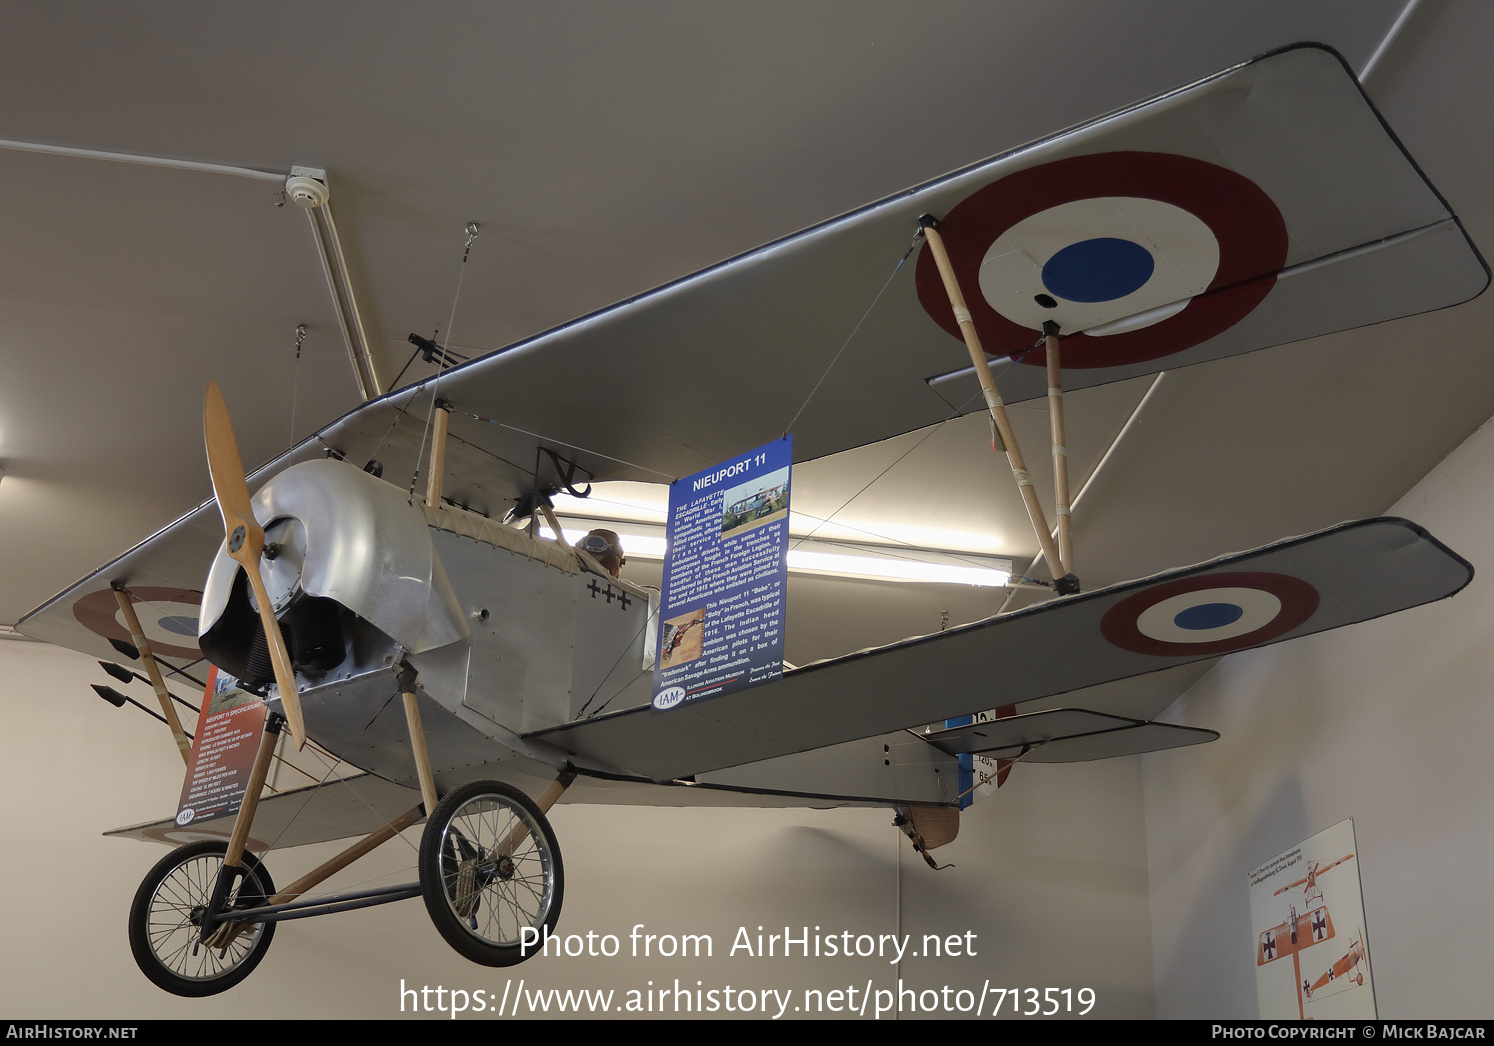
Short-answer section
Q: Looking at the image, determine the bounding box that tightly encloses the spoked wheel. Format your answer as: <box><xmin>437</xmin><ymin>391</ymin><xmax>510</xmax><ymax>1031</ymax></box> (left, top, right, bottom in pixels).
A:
<box><xmin>127</xmin><ymin>841</ymin><xmax>276</xmax><ymax>997</ymax></box>
<box><xmin>419</xmin><ymin>780</ymin><xmax>563</xmax><ymax>966</ymax></box>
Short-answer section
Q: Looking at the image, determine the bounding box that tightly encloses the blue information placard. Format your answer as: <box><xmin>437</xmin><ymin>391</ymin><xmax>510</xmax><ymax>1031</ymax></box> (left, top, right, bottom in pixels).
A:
<box><xmin>652</xmin><ymin>437</ymin><xmax>791</xmax><ymax>712</ymax></box>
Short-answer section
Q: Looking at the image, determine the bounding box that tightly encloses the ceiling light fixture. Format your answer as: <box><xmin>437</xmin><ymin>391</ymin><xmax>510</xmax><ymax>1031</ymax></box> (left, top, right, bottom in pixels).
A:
<box><xmin>540</xmin><ymin>519</ymin><xmax>1012</xmax><ymax>587</ymax></box>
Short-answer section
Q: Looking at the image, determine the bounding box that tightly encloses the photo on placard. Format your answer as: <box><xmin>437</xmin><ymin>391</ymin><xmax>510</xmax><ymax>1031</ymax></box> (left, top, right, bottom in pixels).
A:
<box><xmin>720</xmin><ymin>467</ymin><xmax>789</xmax><ymax>539</ymax></box>
<box><xmin>659</xmin><ymin>608</ymin><xmax>706</xmax><ymax>669</ymax></box>
<box><xmin>206</xmin><ymin>668</ymin><xmax>261</xmax><ymax>715</ymax></box>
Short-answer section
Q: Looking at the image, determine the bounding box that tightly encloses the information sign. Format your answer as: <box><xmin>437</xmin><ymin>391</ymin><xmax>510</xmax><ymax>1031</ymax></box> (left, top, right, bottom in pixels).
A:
<box><xmin>652</xmin><ymin>437</ymin><xmax>791</xmax><ymax>711</ymax></box>
<box><xmin>174</xmin><ymin>667</ymin><xmax>267</xmax><ymax>827</ymax></box>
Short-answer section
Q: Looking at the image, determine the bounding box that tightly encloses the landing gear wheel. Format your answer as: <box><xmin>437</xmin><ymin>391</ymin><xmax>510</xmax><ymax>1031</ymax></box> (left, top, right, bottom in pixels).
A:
<box><xmin>419</xmin><ymin>780</ymin><xmax>563</xmax><ymax>966</ymax></box>
<box><xmin>127</xmin><ymin>841</ymin><xmax>276</xmax><ymax>997</ymax></box>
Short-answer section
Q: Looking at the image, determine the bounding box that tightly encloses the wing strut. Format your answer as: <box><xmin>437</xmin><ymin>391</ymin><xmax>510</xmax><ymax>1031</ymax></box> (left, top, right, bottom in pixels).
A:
<box><xmin>423</xmin><ymin>403</ymin><xmax>451</xmax><ymax>509</ymax></box>
<box><xmin>109</xmin><ymin>586</ymin><xmax>193</xmax><ymax>765</ymax></box>
<box><xmin>1045</xmin><ymin>322</ymin><xmax>1076</xmax><ymax>578</ymax></box>
<box><xmin>919</xmin><ymin>216</ymin><xmax>1079</xmax><ymax>594</ymax></box>
<box><xmin>399</xmin><ymin>664</ymin><xmax>441</xmax><ymax>816</ymax></box>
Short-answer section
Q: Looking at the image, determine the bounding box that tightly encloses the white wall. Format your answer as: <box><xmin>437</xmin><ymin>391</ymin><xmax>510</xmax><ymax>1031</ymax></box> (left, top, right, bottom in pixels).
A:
<box><xmin>1146</xmin><ymin>414</ymin><xmax>1494</xmax><ymax>1018</ymax></box>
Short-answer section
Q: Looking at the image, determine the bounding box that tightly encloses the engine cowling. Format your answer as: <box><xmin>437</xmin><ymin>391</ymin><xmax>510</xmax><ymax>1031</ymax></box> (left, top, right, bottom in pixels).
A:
<box><xmin>197</xmin><ymin>458</ymin><xmax>468</xmax><ymax>687</ymax></box>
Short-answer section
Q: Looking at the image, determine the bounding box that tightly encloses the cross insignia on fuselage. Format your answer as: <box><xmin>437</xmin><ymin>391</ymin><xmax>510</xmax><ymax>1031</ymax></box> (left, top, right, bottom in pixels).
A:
<box><xmin>585</xmin><ymin>577</ymin><xmax>633</xmax><ymax>611</ymax></box>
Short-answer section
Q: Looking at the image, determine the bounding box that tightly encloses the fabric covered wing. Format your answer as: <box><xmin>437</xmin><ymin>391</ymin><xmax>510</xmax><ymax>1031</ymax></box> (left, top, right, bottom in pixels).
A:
<box><xmin>300</xmin><ymin>41</ymin><xmax>1486</xmax><ymax>512</ymax></box>
<box><xmin>530</xmin><ymin>518</ymin><xmax>1470</xmax><ymax>781</ymax></box>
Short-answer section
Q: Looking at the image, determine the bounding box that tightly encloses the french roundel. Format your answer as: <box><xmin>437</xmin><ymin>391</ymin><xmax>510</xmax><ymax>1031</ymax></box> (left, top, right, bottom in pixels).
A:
<box><xmin>915</xmin><ymin>152</ymin><xmax>1289</xmax><ymax>369</ymax></box>
<box><xmin>73</xmin><ymin>586</ymin><xmax>203</xmax><ymax>661</ymax></box>
<box><xmin>1100</xmin><ymin>572</ymin><xmax>1319</xmax><ymax>657</ymax></box>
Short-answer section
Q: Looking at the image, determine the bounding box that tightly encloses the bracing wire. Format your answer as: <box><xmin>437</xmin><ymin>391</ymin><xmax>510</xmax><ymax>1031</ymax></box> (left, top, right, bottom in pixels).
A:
<box><xmin>781</xmin><ymin>228</ymin><xmax>924</xmax><ymax>437</ymax></box>
<box><xmin>410</xmin><ymin>222</ymin><xmax>480</xmax><ymax>501</ymax></box>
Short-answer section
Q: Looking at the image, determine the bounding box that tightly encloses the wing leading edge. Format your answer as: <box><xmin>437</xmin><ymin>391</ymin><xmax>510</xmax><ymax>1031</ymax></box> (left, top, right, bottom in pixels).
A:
<box><xmin>531</xmin><ymin>518</ymin><xmax>1470</xmax><ymax>781</ymax></box>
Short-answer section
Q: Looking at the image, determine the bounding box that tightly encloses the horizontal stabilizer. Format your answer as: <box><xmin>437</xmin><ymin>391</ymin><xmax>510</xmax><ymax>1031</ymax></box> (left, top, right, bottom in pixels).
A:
<box><xmin>924</xmin><ymin>708</ymin><xmax>1217</xmax><ymax>763</ymax></box>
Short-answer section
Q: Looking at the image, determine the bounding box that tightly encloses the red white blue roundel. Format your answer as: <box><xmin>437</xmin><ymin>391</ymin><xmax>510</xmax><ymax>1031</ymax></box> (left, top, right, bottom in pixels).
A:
<box><xmin>1101</xmin><ymin>572</ymin><xmax>1319</xmax><ymax>657</ymax></box>
<box><xmin>915</xmin><ymin>152</ymin><xmax>1289</xmax><ymax>369</ymax></box>
<box><xmin>72</xmin><ymin>586</ymin><xmax>203</xmax><ymax>661</ymax></box>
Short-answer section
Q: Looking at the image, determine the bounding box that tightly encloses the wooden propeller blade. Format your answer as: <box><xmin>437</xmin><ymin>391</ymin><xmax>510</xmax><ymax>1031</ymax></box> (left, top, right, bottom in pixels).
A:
<box><xmin>203</xmin><ymin>381</ymin><xmax>308</xmax><ymax>749</ymax></box>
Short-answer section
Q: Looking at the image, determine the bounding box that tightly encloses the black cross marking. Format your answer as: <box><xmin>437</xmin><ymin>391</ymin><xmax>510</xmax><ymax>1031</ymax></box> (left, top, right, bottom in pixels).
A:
<box><xmin>585</xmin><ymin>577</ymin><xmax>633</xmax><ymax>610</ymax></box>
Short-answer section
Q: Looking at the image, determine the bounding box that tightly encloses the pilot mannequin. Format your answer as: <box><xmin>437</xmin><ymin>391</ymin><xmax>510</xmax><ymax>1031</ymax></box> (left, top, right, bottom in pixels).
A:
<box><xmin>577</xmin><ymin>529</ymin><xmax>624</xmax><ymax>578</ymax></box>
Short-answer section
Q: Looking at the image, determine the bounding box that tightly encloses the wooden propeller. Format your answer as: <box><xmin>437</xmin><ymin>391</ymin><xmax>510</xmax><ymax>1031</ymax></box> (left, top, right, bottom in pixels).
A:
<box><xmin>203</xmin><ymin>381</ymin><xmax>307</xmax><ymax>749</ymax></box>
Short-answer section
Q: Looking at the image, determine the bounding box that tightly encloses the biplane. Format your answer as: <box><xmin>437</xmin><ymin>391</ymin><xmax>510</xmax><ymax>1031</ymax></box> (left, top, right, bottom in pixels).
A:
<box><xmin>15</xmin><ymin>43</ymin><xmax>1485</xmax><ymax>996</ymax></box>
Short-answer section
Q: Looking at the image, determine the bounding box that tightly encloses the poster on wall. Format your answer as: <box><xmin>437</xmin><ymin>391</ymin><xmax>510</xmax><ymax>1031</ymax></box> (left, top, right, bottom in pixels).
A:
<box><xmin>1248</xmin><ymin>818</ymin><xmax>1375</xmax><ymax>1020</ymax></box>
<box><xmin>174</xmin><ymin>666</ymin><xmax>266</xmax><ymax>827</ymax></box>
<box><xmin>652</xmin><ymin>437</ymin><xmax>790</xmax><ymax>712</ymax></box>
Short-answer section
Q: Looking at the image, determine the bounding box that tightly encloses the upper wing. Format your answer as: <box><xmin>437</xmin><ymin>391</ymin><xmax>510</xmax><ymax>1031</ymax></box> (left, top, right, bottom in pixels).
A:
<box><xmin>301</xmin><ymin>43</ymin><xmax>1486</xmax><ymax>515</ymax></box>
<box><xmin>531</xmin><ymin>518</ymin><xmax>1470</xmax><ymax>781</ymax></box>
<box><xmin>17</xmin><ymin>44</ymin><xmax>1486</xmax><ymax>656</ymax></box>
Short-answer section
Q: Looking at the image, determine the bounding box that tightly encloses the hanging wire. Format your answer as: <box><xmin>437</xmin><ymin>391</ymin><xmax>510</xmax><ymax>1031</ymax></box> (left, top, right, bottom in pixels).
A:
<box><xmin>288</xmin><ymin>323</ymin><xmax>308</xmax><ymax>444</ymax></box>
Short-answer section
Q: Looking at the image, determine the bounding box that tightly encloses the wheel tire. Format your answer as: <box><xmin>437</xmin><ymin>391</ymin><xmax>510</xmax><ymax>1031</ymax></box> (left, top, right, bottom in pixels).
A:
<box><xmin>127</xmin><ymin>841</ymin><xmax>276</xmax><ymax>997</ymax></box>
<box><xmin>419</xmin><ymin>780</ymin><xmax>563</xmax><ymax>966</ymax></box>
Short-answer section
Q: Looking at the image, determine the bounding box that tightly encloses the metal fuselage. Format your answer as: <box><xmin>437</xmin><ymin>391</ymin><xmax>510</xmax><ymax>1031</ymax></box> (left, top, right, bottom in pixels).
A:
<box><xmin>197</xmin><ymin>458</ymin><xmax>956</xmax><ymax>808</ymax></box>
